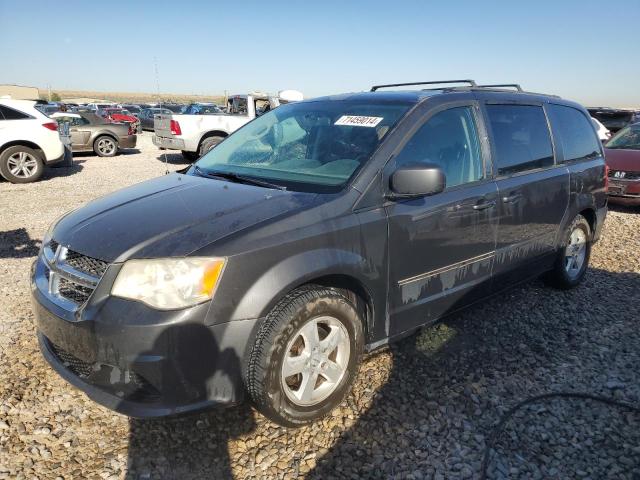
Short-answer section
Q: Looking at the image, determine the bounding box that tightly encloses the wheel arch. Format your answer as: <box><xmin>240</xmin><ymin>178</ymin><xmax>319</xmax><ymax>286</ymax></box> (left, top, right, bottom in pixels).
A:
<box><xmin>227</xmin><ymin>249</ymin><xmax>378</xmax><ymax>342</ymax></box>
<box><xmin>0</xmin><ymin>140</ymin><xmax>45</xmax><ymax>159</ymax></box>
<box><xmin>197</xmin><ymin>130</ymin><xmax>228</xmax><ymax>150</ymax></box>
<box><xmin>92</xmin><ymin>132</ymin><xmax>119</xmax><ymax>144</ymax></box>
<box><xmin>578</xmin><ymin>207</ymin><xmax>596</xmax><ymax>236</ymax></box>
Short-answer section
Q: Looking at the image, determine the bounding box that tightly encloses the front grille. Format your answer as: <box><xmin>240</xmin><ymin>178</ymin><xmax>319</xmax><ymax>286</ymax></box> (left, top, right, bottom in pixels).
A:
<box><xmin>49</xmin><ymin>341</ymin><xmax>94</xmax><ymax>377</ymax></box>
<box><xmin>43</xmin><ymin>240</ymin><xmax>110</xmax><ymax>308</ymax></box>
<box><xmin>58</xmin><ymin>277</ymin><xmax>93</xmax><ymax>304</ymax></box>
<box><xmin>65</xmin><ymin>250</ymin><xmax>109</xmax><ymax>277</ymax></box>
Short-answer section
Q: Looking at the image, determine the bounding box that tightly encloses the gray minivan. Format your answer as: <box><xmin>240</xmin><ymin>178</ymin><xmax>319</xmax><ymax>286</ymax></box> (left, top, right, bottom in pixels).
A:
<box><xmin>31</xmin><ymin>80</ymin><xmax>607</xmax><ymax>427</ymax></box>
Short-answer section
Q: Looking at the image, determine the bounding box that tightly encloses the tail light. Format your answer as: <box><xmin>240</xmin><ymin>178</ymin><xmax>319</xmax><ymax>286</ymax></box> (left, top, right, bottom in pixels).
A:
<box><xmin>128</xmin><ymin>123</ymin><xmax>134</xmax><ymax>135</ymax></box>
<box><xmin>42</xmin><ymin>122</ymin><xmax>59</xmax><ymax>131</ymax></box>
<box><xmin>604</xmin><ymin>164</ymin><xmax>610</xmax><ymax>191</ymax></box>
<box><xmin>170</xmin><ymin>120</ymin><xmax>181</xmax><ymax>136</ymax></box>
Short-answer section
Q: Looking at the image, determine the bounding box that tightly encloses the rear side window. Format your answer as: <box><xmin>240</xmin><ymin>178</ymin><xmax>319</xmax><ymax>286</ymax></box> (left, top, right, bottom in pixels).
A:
<box><xmin>0</xmin><ymin>105</ymin><xmax>31</xmax><ymax>120</ymax></box>
<box><xmin>547</xmin><ymin>104</ymin><xmax>601</xmax><ymax>162</ymax></box>
<box><xmin>486</xmin><ymin>104</ymin><xmax>554</xmax><ymax>175</ymax></box>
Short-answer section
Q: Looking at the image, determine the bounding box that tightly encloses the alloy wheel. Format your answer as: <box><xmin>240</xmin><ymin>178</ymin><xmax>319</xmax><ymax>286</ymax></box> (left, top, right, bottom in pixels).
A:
<box><xmin>281</xmin><ymin>315</ymin><xmax>350</xmax><ymax>406</ymax></box>
<box><xmin>7</xmin><ymin>151</ymin><xmax>38</xmax><ymax>178</ymax></box>
<box><xmin>97</xmin><ymin>138</ymin><xmax>116</xmax><ymax>155</ymax></box>
<box><xmin>564</xmin><ymin>227</ymin><xmax>587</xmax><ymax>279</ymax></box>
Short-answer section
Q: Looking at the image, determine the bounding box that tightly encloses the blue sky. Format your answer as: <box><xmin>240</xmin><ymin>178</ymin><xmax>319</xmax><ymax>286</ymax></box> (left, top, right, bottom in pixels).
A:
<box><xmin>1</xmin><ymin>0</ymin><xmax>638</xmax><ymax>107</ymax></box>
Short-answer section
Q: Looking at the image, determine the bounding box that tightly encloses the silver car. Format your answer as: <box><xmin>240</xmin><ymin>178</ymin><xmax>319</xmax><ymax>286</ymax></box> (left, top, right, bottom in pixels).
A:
<box><xmin>53</xmin><ymin>112</ymin><xmax>137</xmax><ymax>157</ymax></box>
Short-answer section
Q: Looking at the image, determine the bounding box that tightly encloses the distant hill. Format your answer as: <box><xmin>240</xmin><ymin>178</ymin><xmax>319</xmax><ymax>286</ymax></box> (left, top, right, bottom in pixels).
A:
<box><xmin>50</xmin><ymin>88</ymin><xmax>224</xmax><ymax>104</ymax></box>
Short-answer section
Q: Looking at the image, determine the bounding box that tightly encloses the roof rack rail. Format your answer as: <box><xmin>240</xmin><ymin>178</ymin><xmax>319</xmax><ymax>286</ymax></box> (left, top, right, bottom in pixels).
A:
<box><xmin>477</xmin><ymin>84</ymin><xmax>523</xmax><ymax>92</ymax></box>
<box><xmin>370</xmin><ymin>80</ymin><xmax>477</xmax><ymax>92</ymax></box>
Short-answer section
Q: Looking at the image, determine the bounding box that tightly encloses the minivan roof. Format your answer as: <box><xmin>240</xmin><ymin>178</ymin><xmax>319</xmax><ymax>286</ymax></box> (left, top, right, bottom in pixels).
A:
<box><xmin>310</xmin><ymin>83</ymin><xmax>580</xmax><ymax>110</ymax></box>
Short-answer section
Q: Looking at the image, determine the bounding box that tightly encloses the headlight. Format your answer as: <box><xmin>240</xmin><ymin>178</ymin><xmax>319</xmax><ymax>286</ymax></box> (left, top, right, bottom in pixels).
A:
<box><xmin>111</xmin><ymin>257</ymin><xmax>226</xmax><ymax>310</ymax></box>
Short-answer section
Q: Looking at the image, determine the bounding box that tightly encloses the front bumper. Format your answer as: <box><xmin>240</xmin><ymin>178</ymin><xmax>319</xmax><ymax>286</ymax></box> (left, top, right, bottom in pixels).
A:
<box><xmin>608</xmin><ymin>179</ymin><xmax>640</xmax><ymax>206</ymax></box>
<box><xmin>153</xmin><ymin>134</ymin><xmax>185</xmax><ymax>151</ymax></box>
<box><xmin>31</xmin><ymin>255</ymin><xmax>257</xmax><ymax>418</ymax></box>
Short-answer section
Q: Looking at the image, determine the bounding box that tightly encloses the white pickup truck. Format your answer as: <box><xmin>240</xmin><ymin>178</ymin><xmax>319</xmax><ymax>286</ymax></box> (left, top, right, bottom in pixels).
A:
<box><xmin>153</xmin><ymin>90</ymin><xmax>303</xmax><ymax>161</ymax></box>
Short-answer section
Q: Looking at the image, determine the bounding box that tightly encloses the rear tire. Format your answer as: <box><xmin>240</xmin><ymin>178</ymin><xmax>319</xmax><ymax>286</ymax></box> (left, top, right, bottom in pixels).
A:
<box><xmin>544</xmin><ymin>214</ymin><xmax>591</xmax><ymax>289</ymax></box>
<box><xmin>93</xmin><ymin>136</ymin><xmax>118</xmax><ymax>157</ymax></box>
<box><xmin>181</xmin><ymin>150</ymin><xmax>199</xmax><ymax>162</ymax></box>
<box><xmin>199</xmin><ymin>136</ymin><xmax>224</xmax><ymax>157</ymax></box>
<box><xmin>245</xmin><ymin>286</ymin><xmax>364</xmax><ymax>427</ymax></box>
<box><xmin>0</xmin><ymin>146</ymin><xmax>44</xmax><ymax>183</ymax></box>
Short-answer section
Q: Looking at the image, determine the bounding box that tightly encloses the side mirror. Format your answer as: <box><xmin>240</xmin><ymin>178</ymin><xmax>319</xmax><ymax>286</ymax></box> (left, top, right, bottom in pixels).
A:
<box><xmin>388</xmin><ymin>163</ymin><xmax>446</xmax><ymax>198</ymax></box>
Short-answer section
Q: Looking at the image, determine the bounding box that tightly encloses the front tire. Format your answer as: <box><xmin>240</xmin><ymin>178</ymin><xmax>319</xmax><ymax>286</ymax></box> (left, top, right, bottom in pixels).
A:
<box><xmin>544</xmin><ymin>214</ymin><xmax>591</xmax><ymax>289</ymax></box>
<box><xmin>0</xmin><ymin>146</ymin><xmax>44</xmax><ymax>183</ymax></box>
<box><xmin>93</xmin><ymin>136</ymin><xmax>118</xmax><ymax>157</ymax></box>
<box><xmin>245</xmin><ymin>286</ymin><xmax>364</xmax><ymax>427</ymax></box>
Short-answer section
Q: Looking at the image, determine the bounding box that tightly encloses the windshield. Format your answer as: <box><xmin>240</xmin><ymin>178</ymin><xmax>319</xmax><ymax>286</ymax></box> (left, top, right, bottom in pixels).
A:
<box><xmin>607</xmin><ymin>125</ymin><xmax>640</xmax><ymax>150</ymax></box>
<box><xmin>192</xmin><ymin>100</ymin><xmax>411</xmax><ymax>192</ymax></box>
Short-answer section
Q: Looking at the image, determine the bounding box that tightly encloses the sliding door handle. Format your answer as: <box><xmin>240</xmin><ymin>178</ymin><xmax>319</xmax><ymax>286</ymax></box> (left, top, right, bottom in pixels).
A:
<box><xmin>502</xmin><ymin>193</ymin><xmax>522</xmax><ymax>204</ymax></box>
<box><xmin>473</xmin><ymin>200</ymin><xmax>496</xmax><ymax>211</ymax></box>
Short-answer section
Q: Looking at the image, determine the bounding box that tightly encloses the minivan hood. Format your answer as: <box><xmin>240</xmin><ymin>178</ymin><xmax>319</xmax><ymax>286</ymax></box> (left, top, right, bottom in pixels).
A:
<box><xmin>52</xmin><ymin>173</ymin><xmax>318</xmax><ymax>262</ymax></box>
<box><xmin>604</xmin><ymin>148</ymin><xmax>640</xmax><ymax>172</ymax></box>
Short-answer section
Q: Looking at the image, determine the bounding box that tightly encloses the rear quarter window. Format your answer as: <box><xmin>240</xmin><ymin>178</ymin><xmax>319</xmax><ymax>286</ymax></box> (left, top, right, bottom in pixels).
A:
<box><xmin>0</xmin><ymin>105</ymin><xmax>31</xmax><ymax>120</ymax></box>
<box><xmin>486</xmin><ymin>104</ymin><xmax>554</xmax><ymax>176</ymax></box>
<box><xmin>547</xmin><ymin>104</ymin><xmax>601</xmax><ymax>162</ymax></box>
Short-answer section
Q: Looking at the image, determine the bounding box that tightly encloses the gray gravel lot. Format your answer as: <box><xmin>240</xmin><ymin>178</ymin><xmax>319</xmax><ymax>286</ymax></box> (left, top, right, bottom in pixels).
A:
<box><xmin>1</xmin><ymin>132</ymin><xmax>639</xmax><ymax>479</ymax></box>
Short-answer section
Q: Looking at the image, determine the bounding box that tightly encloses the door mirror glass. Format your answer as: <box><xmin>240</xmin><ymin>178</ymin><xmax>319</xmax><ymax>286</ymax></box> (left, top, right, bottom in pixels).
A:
<box><xmin>389</xmin><ymin>164</ymin><xmax>446</xmax><ymax>198</ymax></box>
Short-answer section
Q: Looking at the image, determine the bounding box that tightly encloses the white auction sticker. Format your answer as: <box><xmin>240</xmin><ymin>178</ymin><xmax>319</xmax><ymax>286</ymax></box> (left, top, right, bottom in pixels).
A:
<box><xmin>334</xmin><ymin>115</ymin><xmax>383</xmax><ymax>127</ymax></box>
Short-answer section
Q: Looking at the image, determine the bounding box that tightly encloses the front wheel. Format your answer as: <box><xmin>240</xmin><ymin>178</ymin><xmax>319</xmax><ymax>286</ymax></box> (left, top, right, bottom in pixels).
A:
<box><xmin>544</xmin><ymin>214</ymin><xmax>591</xmax><ymax>289</ymax></box>
<box><xmin>245</xmin><ymin>286</ymin><xmax>364</xmax><ymax>427</ymax></box>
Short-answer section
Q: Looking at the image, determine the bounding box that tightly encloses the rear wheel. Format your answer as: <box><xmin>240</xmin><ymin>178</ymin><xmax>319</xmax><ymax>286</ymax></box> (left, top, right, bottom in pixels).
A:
<box><xmin>544</xmin><ymin>214</ymin><xmax>591</xmax><ymax>289</ymax></box>
<box><xmin>93</xmin><ymin>136</ymin><xmax>118</xmax><ymax>157</ymax></box>
<box><xmin>245</xmin><ymin>286</ymin><xmax>364</xmax><ymax>427</ymax></box>
<box><xmin>199</xmin><ymin>136</ymin><xmax>224</xmax><ymax>157</ymax></box>
<box><xmin>0</xmin><ymin>146</ymin><xmax>44</xmax><ymax>183</ymax></box>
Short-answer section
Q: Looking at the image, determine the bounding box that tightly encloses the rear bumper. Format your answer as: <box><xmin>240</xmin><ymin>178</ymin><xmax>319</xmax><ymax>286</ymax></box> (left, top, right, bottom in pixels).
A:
<box><xmin>153</xmin><ymin>134</ymin><xmax>186</xmax><ymax>151</ymax></box>
<box><xmin>44</xmin><ymin>147</ymin><xmax>69</xmax><ymax>166</ymax></box>
<box><xmin>118</xmin><ymin>135</ymin><xmax>137</xmax><ymax>149</ymax></box>
<box><xmin>43</xmin><ymin>141</ymin><xmax>66</xmax><ymax>163</ymax></box>
<box><xmin>608</xmin><ymin>194</ymin><xmax>640</xmax><ymax>206</ymax></box>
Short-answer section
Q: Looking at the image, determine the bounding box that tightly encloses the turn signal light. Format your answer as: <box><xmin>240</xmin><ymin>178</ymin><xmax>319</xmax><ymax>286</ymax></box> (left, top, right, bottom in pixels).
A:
<box><xmin>170</xmin><ymin>120</ymin><xmax>181</xmax><ymax>136</ymax></box>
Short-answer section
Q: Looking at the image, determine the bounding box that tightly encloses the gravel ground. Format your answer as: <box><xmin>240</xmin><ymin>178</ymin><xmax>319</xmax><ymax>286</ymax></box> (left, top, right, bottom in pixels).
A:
<box><xmin>0</xmin><ymin>133</ymin><xmax>639</xmax><ymax>479</ymax></box>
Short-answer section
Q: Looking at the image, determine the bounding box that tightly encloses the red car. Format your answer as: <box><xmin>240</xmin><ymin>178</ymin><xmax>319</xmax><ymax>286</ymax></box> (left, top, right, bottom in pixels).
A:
<box><xmin>99</xmin><ymin>108</ymin><xmax>141</xmax><ymax>133</ymax></box>
<box><xmin>605</xmin><ymin>123</ymin><xmax>640</xmax><ymax>206</ymax></box>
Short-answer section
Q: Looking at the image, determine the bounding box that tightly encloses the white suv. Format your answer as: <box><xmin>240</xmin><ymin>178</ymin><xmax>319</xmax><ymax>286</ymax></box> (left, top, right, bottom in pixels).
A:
<box><xmin>0</xmin><ymin>99</ymin><xmax>65</xmax><ymax>183</ymax></box>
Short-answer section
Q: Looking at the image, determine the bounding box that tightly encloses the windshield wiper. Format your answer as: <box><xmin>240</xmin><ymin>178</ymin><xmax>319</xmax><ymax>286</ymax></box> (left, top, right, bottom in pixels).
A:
<box><xmin>193</xmin><ymin>165</ymin><xmax>287</xmax><ymax>191</ymax></box>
